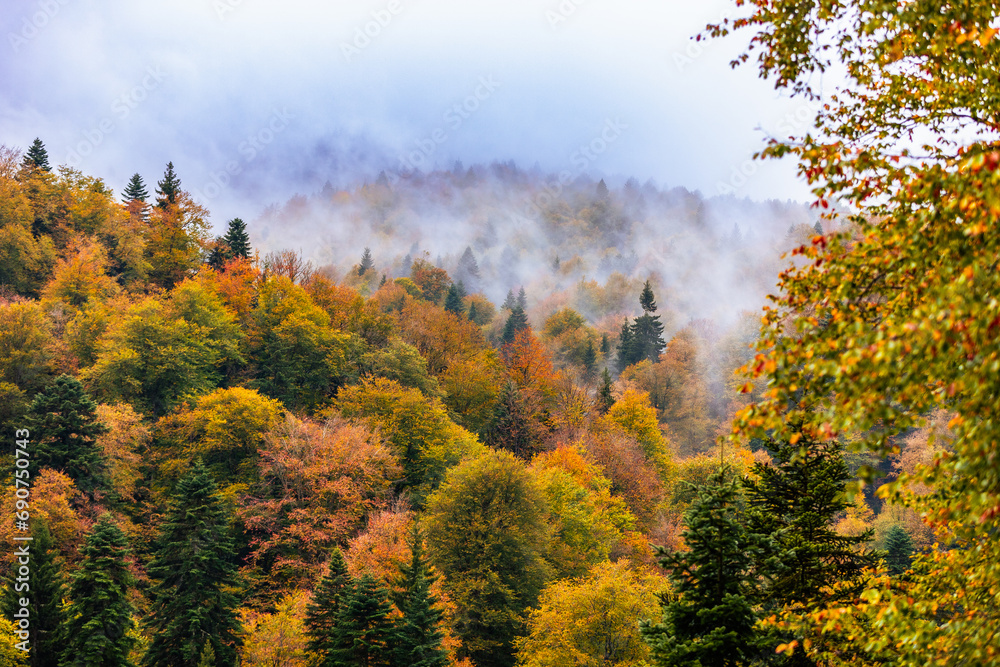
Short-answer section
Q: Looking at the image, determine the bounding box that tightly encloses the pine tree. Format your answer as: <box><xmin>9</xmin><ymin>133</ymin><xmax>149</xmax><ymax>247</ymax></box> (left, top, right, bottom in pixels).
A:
<box><xmin>380</xmin><ymin>274</ymin><xmax>387</xmax><ymax>287</ymax></box>
<box><xmin>329</xmin><ymin>574</ymin><xmax>396</xmax><ymax>667</ymax></box>
<box><xmin>641</xmin><ymin>467</ymin><xmax>765</xmax><ymax>667</ymax></box>
<box><xmin>122</xmin><ymin>173</ymin><xmax>149</xmax><ymax>203</ymax></box>
<box><xmin>501</xmin><ymin>306</ymin><xmax>530</xmax><ymax>346</ymax></box>
<box><xmin>486</xmin><ymin>380</ymin><xmax>535</xmax><ymax>459</ymax></box>
<box><xmin>142</xmin><ymin>460</ymin><xmax>242</xmax><ymax>667</ymax></box>
<box><xmin>60</xmin><ymin>515</ymin><xmax>136</xmax><ymax>667</ymax></box>
<box><xmin>25</xmin><ymin>375</ymin><xmax>108</xmax><ymax>497</ymax></box>
<box><xmin>22</xmin><ymin>138</ymin><xmax>50</xmax><ymax>171</ymax></box>
<box><xmin>884</xmin><ymin>525</ymin><xmax>915</xmax><ymax>576</ymax></box>
<box><xmin>156</xmin><ymin>161</ymin><xmax>181</xmax><ymax>209</ymax></box>
<box><xmin>1</xmin><ymin>521</ymin><xmax>65</xmax><ymax>667</ymax></box>
<box><xmin>359</xmin><ymin>247</ymin><xmax>374</xmax><ymax>276</ymax></box>
<box><xmin>305</xmin><ymin>548</ymin><xmax>353</xmax><ymax>660</ymax></box>
<box><xmin>206</xmin><ymin>237</ymin><xmax>229</xmax><ymax>271</ymax></box>
<box><xmin>813</xmin><ymin>221</ymin><xmax>824</xmax><ymax>235</ymax></box>
<box><xmin>597</xmin><ymin>368</ymin><xmax>614</xmax><ymax>414</ymax></box>
<box><xmin>443</xmin><ymin>284</ymin><xmax>465</xmax><ymax>315</ymax></box>
<box><xmin>393</xmin><ymin>528</ymin><xmax>448</xmax><ymax>667</ymax></box>
<box><xmin>223</xmin><ymin>217</ymin><xmax>251</xmax><ymax>259</ymax></box>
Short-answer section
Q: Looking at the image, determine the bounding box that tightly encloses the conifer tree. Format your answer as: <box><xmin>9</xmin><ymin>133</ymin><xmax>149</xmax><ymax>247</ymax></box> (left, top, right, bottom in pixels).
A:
<box><xmin>206</xmin><ymin>237</ymin><xmax>230</xmax><ymax>271</ymax></box>
<box><xmin>197</xmin><ymin>643</ymin><xmax>216</xmax><ymax>667</ymax></box>
<box><xmin>455</xmin><ymin>247</ymin><xmax>481</xmax><ymax>292</ymax></box>
<box><xmin>641</xmin><ymin>467</ymin><xmax>765</xmax><ymax>667</ymax></box>
<box><xmin>516</xmin><ymin>287</ymin><xmax>527</xmax><ymax>310</ymax></box>
<box><xmin>630</xmin><ymin>281</ymin><xmax>666</xmax><ymax>364</ymax></box>
<box><xmin>25</xmin><ymin>375</ymin><xmax>108</xmax><ymax>497</ymax></box>
<box><xmin>595</xmin><ymin>178</ymin><xmax>610</xmax><ymax>200</ymax></box>
<box><xmin>1</xmin><ymin>521</ymin><xmax>65</xmax><ymax>667</ymax></box>
<box><xmin>501</xmin><ymin>306</ymin><xmax>529</xmax><ymax>346</ymax></box>
<box><xmin>359</xmin><ymin>247</ymin><xmax>374</xmax><ymax>276</ymax></box>
<box><xmin>467</xmin><ymin>302</ymin><xmax>479</xmax><ymax>323</ymax></box>
<box><xmin>305</xmin><ymin>547</ymin><xmax>353</xmax><ymax>660</ymax></box>
<box><xmin>600</xmin><ymin>333</ymin><xmax>610</xmax><ymax>356</ymax></box>
<box><xmin>582</xmin><ymin>339</ymin><xmax>597</xmax><ymax>377</ymax></box>
<box><xmin>884</xmin><ymin>525</ymin><xmax>915</xmax><ymax>577</ymax></box>
<box><xmin>393</xmin><ymin>528</ymin><xmax>448</xmax><ymax>667</ymax></box>
<box><xmin>502</xmin><ymin>290</ymin><xmax>517</xmax><ymax>311</ymax></box>
<box><xmin>443</xmin><ymin>284</ymin><xmax>464</xmax><ymax>315</ymax></box>
<box><xmin>142</xmin><ymin>460</ymin><xmax>242</xmax><ymax>667</ymax></box>
<box><xmin>155</xmin><ymin>161</ymin><xmax>181</xmax><ymax>209</ymax></box>
<box><xmin>122</xmin><ymin>173</ymin><xmax>149</xmax><ymax>203</ymax></box>
<box><xmin>597</xmin><ymin>368</ymin><xmax>614</xmax><ymax>414</ymax></box>
<box><xmin>60</xmin><ymin>515</ymin><xmax>136</xmax><ymax>667</ymax></box>
<box><xmin>616</xmin><ymin>319</ymin><xmax>637</xmax><ymax>371</ymax></box>
<box><xmin>223</xmin><ymin>217</ymin><xmax>251</xmax><ymax>259</ymax></box>
<box><xmin>486</xmin><ymin>380</ymin><xmax>535</xmax><ymax>460</ymax></box>
<box><xmin>329</xmin><ymin>574</ymin><xmax>396</xmax><ymax>667</ymax></box>
<box><xmin>639</xmin><ymin>280</ymin><xmax>657</xmax><ymax>312</ymax></box>
<box><xmin>22</xmin><ymin>138</ymin><xmax>50</xmax><ymax>171</ymax></box>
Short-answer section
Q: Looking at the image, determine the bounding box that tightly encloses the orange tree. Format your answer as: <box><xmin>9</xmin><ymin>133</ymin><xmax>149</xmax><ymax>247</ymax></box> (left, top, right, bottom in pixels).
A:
<box><xmin>711</xmin><ymin>1</ymin><xmax>1000</xmax><ymax>664</ymax></box>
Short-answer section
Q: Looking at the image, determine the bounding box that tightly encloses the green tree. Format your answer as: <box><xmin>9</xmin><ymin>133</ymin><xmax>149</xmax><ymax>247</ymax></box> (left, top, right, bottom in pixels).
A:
<box><xmin>142</xmin><ymin>460</ymin><xmax>241</xmax><ymax>667</ymax></box>
<box><xmin>615</xmin><ymin>319</ymin><xmax>636</xmax><ymax>371</ymax></box>
<box><xmin>424</xmin><ymin>449</ymin><xmax>551</xmax><ymax>667</ymax></box>
<box><xmin>60</xmin><ymin>515</ymin><xmax>136</xmax><ymax>667</ymax></box>
<box><xmin>155</xmin><ymin>161</ymin><xmax>181</xmax><ymax>209</ymax></box>
<box><xmin>329</xmin><ymin>574</ymin><xmax>396</xmax><ymax>667</ymax></box>
<box><xmin>884</xmin><ymin>525</ymin><xmax>914</xmax><ymax>577</ymax></box>
<box><xmin>25</xmin><ymin>374</ymin><xmax>109</xmax><ymax>496</ymax></box>
<box><xmin>631</xmin><ymin>281</ymin><xmax>665</xmax><ymax>364</ymax></box>
<box><xmin>443</xmin><ymin>283</ymin><xmax>464</xmax><ymax>315</ymax></box>
<box><xmin>359</xmin><ymin>247</ymin><xmax>374</xmax><ymax>276</ymax></box>
<box><xmin>501</xmin><ymin>306</ymin><xmax>530</xmax><ymax>346</ymax></box>
<box><xmin>486</xmin><ymin>380</ymin><xmax>536</xmax><ymax>460</ymax></box>
<box><xmin>1</xmin><ymin>521</ymin><xmax>65</xmax><ymax>667</ymax></box>
<box><xmin>597</xmin><ymin>368</ymin><xmax>614</xmax><ymax>414</ymax></box>
<box><xmin>21</xmin><ymin>138</ymin><xmax>50</xmax><ymax>171</ymax></box>
<box><xmin>393</xmin><ymin>528</ymin><xmax>448</xmax><ymax>667</ymax></box>
<box><xmin>122</xmin><ymin>173</ymin><xmax>148</xmax><ymax>203</ymax></box>
<box><xmin>305</xmin><ymin>547</ymin><xmax>353</xmax><ymax>660</ymax></box>
<box><xmin>223</xmin><ymin>217</ymin><xmax>251</xmax><ymax>259</ymax></box>
<box><xmin>581</xmin><ymin>339</ymin><xmax>597</xmax><ymax>377</ymax></box>
<box><xmin>640</xmin><ymin>467</ymin><xmax>764</xmax><ymax>667</ymax></box>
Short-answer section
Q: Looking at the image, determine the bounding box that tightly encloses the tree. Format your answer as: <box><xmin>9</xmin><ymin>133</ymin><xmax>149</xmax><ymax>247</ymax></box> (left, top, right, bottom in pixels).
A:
<box><xmin>595</xmin><ymin>178</ymin><xmax>610</xmax><ymax>201</ymax></box>
<box><xmin>597</xmin><ymin>368</ymin><xmax>614</xmax><ymax>414</ymax></box>
<box><xmin>884</xmin><ymin>525</ymin><xmax>915</xmax><ymax>577</ymax></box>
<box><xmin>328</xmin><ymin>574</ymin><xmax>396</xmax><ymax>667</ymax></box>
<box><xmin>1</xmin><ymin>520</ymin><xmax>65</xmax><ymax>667</ymax></box>
<box><xmin>467</xmin><ymin>301</ymin><xmax>479</xmax><ymax>323</ymax></box>
<box><xmin>223</xmin><ymin>217</ymin><xmax>251</xmax><ymax>259</ymax></box>
<box><xmin>239</xmin><ymin>591</ymin><xmax>310</xmax><ymax>667</ymax></box>
<box><xmin>25</xmin><ymin>374</ymin><xmax>109</xmax><ymax>497</ymax></box>
<box><xmin>581</xmin><ymin>339</ymin><xmax>597</xmax><ymax>377</ymax></box>
<box><xmin>424</xmin><ymin>450</ymin><xmax>551</xmax><ymax>667</ymax></box>
<box><xmin>393</xmin><ymin>528</ymin><xmax>448</xmax><ymax>667</ymax></box>
<box><xmin>711</xmin><ymin>3</ymin><xmax>1000</xmax><ymax>663</ymax></box>
<box><xmin>60</xmin><ymin>515</ymin><xmax>136</xmax><ymax>667</ymax></box>
<box><xmin>616</xmin><ymin>319</ymin><xmax>636</xmax><ymax>371</ymax></box>
<box><xmin>22</xmin><ymin>138</ymin><xmax>50</xmax><ymax>171</ymax></box>
<box><xmin>305</xmin><ymin>548</ymin><xmax>353</xmax><ymax>660</ymax></box>
<box><xmin>516</xmin><ymin>287</ymin><xmax>527</xmax><ymax>310</ymax></box>
<box><xmin>640</xmin><ymin>467</ymin><xmax>765</xmax><ymax>667</ymax></box>
<box><xmin>501</xmin><ymin>306</ymin><xmax>530</xmax><ymax>346</ymax></box>
<box><xmin>359</xmin><ymin>247</ymin><xmax>374</xmax><ymax>276</ymax></box>
<box><xmin>155</xmin><ymin>161</ymin><xmax>181</xmax><ymax>209</ymax></box>
<box><xmin>443</xmin><ymin>283</ymin><xmax>464</xmax><ymax>315</ymax></box>
<box><xmin>486</xmin><ymin>380</ymin><xmax>537</xmax><ymax>460</ymax></box>
<box><xmin>639</xmin><ymin>279</ymin><xmax>657</xmax><ymax>312</ymax></box>
<box><xmin>455</xmin><ymin>246</ymin><xmax>481</xmax><ymax>293</ymax></box>
<box><xmin>142</xmin><ymin>460</ymin><xmax>242</xmax><ymax>667</ymax></box>
<box><xmin>631</xmin><ymin>282</ymin><xmax>665</xmax><ymax>364</ymax></box>
<box><xmin>122</xmin><ymin>172</ymin><xmax>148</xmax><ymax>203</ymax></box>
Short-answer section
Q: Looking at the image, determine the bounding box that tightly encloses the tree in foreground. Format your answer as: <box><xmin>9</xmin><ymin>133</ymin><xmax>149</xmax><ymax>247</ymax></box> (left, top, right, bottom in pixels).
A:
<box><xmin>640</xmin><ymin>467</ymin><xmax>764</xmax><ymax>667</ymax></box>
<box><xmin>304</xmin><ymin>547</ymin><xmax>353</xmax><ymax>660</ymax></box>
<box><xmin>328</xmin><ymin>574</ymin><xmax>396</xmax><ymax>667</ymax></box>
<box><xmin>393</xmin><ymin>528</ymin><xmax>448</xmax><ymax>667</ymax></box>
<box><xmin>710</xmin><ymin>2</ymin><xmax>1000</xmax><ymax>663</ymax></box>
<box><xmin>142</xmin><ymin>460</ymin><xmax>241</xmax><ymax>666</ymax></box>
<box><xmin>60</xmin><ymin>515</ymin><xmax>135</xmax><ymax>667</ymax></box>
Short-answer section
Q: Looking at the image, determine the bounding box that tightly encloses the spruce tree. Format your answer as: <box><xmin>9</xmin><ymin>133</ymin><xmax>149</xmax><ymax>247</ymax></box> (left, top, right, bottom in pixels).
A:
<box><xmin>455</xmin><ymin>246</ymin><xmax>481</xmax><ymax>292</ymax></box>
<box><xmin>223</xmin><ymin>218</ymin><xmax>251</xmax><ymax>259</ymax></box>
<box><xmin>443</xmin><ymin>284</ymin><xmax>464</xmax><ymax>315</ymax></box>
<box><xmin>467</xmin><ymin>302</ymin><xmax>479</xmax><ymax>323</ymax></box>
<box><xmin>600</xmin><ymin>333</ymin><xmax>610</xmax><ymax>356</ymax></box>
<box><xmin>501</xmin><ymin>289</ymin><xmax>517</xmax><ymax>311</ymax></box>
<box><xmin>597</xmin><ymin>368</ymin><xmax>614</xmax><ymax>414</ymax></box>
<box><xmin>359</xmin><ymin>247</ymin><xmax>374</xmax><ymax>276</ymax></box>
<box><xmin>641</xmin><ymin>467</ymin><xmax>765</xmax><ymax>667</ymax></box>
<box><xmin>305</xmin><ymin>548</ymin><xmax>353</xmax><ymax>660</ymax></box>
<box><xmin>631</xmin><ymin>281</ymin><xmax>666</xmax><ymax>364</ymax></box>
<box><xmin>485</xmin><ymin>381</ymin><xmax>537</xmax><ymax>460</ymax></box>
<box><xmin>206</xmin><ymin>237</ymin><xmax>230</xmax><ymax>271</ymax></box>
<box><xmin>1</xmin><ymin>521</ymin><xmax>65</xmax><ymax>667</ymax></box>
<box><xmin>595</xmin><ymin>178</ymin><xmax>610</xmax><ymax>200</ymax></box>
<box><xmin>155</xmin><ymin>161</ymin><xmax>181</xmax><ymax>209</ymax></box>
<box><xmin>501</xmin><ymin>306</ymin><xmax>529</xmax><ymax>346</ymax></box>
<box><xmin>639</xmin><ymin>280</ymin><xmax>657</xmax><ymax>312</ymax></box>
<box><xmin>616</xmin><ymin>319</ymin><xmax>637</xmax><ymax>371</ymax></box>
<box><xmin>22</xmin><ymin>138</ymin><xmax>50</xmax><ymax>171</ymax></box>
<box><xmin>516</xmin><ymin>287</ymin><xmax>527</xmax><ymax>310</ymax></box>
<box><xmin>25</xmin><ymin>375</ymin><xmax>108</xmax><ymax>497</ymax></box>
<box><xmin>329</xmin><ymin>574</ymin><xmax>396</xmax><ymax>667</ymax></box>
<box><xmin>393</xmin><ymin>529</ymin><xmax>448</xmax><ymax>667</ymax></box>
<box><xmin>122</xmin><ymin>173</ymin><xmax>149</xmax><ymax>203</ymax></box>
<box><xmin>142</xmin><ymin>460</ymin><xmax>241</xmax><ymax>667</ymax></box>
<box><xmin>582</xmin><ymin>340</ymin><xmax>597</xmax><ymax>377</ymax></box>
<box><xmin>884</xmin><ymin>525</ymin><xmax>915</xmax><ymax>576</ymax></box>
<box><xmin>60</xmin><ymin>515</ymin><xmax>136</xmax><ymax>667</ymax></box>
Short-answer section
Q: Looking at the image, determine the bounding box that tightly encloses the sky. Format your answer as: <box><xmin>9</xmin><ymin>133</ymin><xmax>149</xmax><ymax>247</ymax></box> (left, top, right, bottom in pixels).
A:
<box><xmin>1</xmin><ymin>0</ymin><xmax>816</xmax><ymax>228</ymax></box>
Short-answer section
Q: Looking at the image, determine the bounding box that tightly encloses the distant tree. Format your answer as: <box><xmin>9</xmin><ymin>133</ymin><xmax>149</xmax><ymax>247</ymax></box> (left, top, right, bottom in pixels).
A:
<box><xmin>443</xmin><ymin>283</ymin><xmax>464</xmax><ymax>315</ymax></box>
<box><xmin>885</xmin><ymin>525</ymin><xmax>915</xmax><ymax>577</ymax></box>
<box><xmin>813</xmin><ymin>221</ymin><xmax>824</xmax><ymax>235</ymax></box>
<box><xmin>631</xmin><ymin>281</ymin><xmax>666</xmax><ymax>364</ymax></box>
<box><xmin>516</xmin><ymin>287</ymin><xmax>527</xmax><ymax>310</ymax></box>
<box><xmin>582</xmin><ymin>339</ymin><xmax>597</xmax><ymax>377</ymax></box>
<box><xmin>486</xmin><ymin>380</ymin><xmax>536</xmax><ymax>460</ymax></box>
<box><xmin>595</xmin><ymin>178</ymin><xmax>610</xmax><ymax>200</ymax></box>
<box><xmin>22</xmin><ymin>138</ymin><xmax>50</xmax><ymax>171</ymax></box>
<box><xmin>328</xmin><ymin>574</ymin><xmax>396</xmax><ymax>667</ymax></box>
<box><xmin>616</xmin><ymin>319</ymin><xmax>637</xmax><ymax>371</ymax></box>
<box><xmin>305</xmin><ymin>547</ymin><xmax>353</xmax><ymax>660</ymax></box>
<box><xmin>223</xmin><ymin>217</ymin><xmax>251</xmax><ymax>259</ymax></box>
<box><xmin>25</xmin><ymin>374</ymin><xmax>109</xmax><ymax>497</ymax></box>
<box><xmin>600</xmin><ymin>333</ymin><xmax>610</xmax><ymax>356</ymax></box>
<box><xmin>455</xmin><ymin>246</ymin><xmax>482</xmax><ymax>292</ymax></box>
<box><xmin>467</xmin><ymin>301</ymin><xmax>479</xmax><ymax>323</ymax></box>
<box><xmin>393</xmin><ymin>528</ymin><xmax>449</xmax><ymax>667</ymax></box>
<box><xmin>597</xmin><ymin>368</ymin><xmax>614</xmax><ymax>414</ymax></box>
<box><xmin>502</xmin><ymin>289</ymin><xmax>517</xmax><ymax>311</ymax></box>
<box><xmin>359</xmin><ymin>247</ymin><xmax>374</xmax><ymax>276</ymax></box>
<box><xmin>122</xmin><ymin>172</ymin><xmax>148</xmax><ymax>203</ymax></box>
<box><xmin>155</xmin><ymin>161</ymin><xmax>181</xmax><ymax>209</ymax></box>
<box><xmin>639</xmin><ymin>280</ymin><xmax>656</xmax><ymax>312</ymax></box>
<box><xmin>501</xmin><ymin>306</ymin><xmax>530</xmax><ymax>346</ymax></box>
<box><xmin>60</xmin><ymin>515</ymin><xmax>136</xmax><ymax>667</ymax></box>
<box><xmin>142</xmin><ymin>460</ymin><xmax>242</xmax><ymax>667</ymax></box>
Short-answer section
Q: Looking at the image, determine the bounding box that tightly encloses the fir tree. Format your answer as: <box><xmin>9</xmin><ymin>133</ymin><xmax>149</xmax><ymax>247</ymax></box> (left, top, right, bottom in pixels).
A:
<box><xmin>60</xmin><ymin>515</ymin><xmax>136</xmax><ymax>667</ymax></box>
<box><xmin>597</xmin><ymin>368</ymin><xmax>614</xmax><ymax>414</ymax></box>
<box><xmin>595</xmin><ymin>178</ymin><xmax>610</xmax><ymax>200</ymax></box>
<box><xmin>305</xmin><ymin>548</ymin><xmax>353</xmax><ymax>660</ymax></box>
<box><xmin>639</xmin><ymin>280</ymin><xmax>657</xmax><ymax>313</ymax></box>
<box><xmin>197</xmin><ymin>643</ymin><xmax>216</xmax><ymax>667</ymax></box>
<box><xmin>393</xmin><ymin>528</ymin><xmax>448</xmax><ymax>667</ymax></box>
<box><xmin>630</xmin><ymin>281</ymin><xmax>666</xmax><ymax>364</ymax></box>
<box><xmin>1</xmin><ymin>521</ymin><xmax>65</xmax><ymax>667</ymax></box>
<box><xmin>223</xmin><ymin>217</ymin><xmax>251</xmax><ymax>259</ymax></box>
<box><xmin>155</xmin><ymin>161</ymin><xmax>181</xmax><ymax>209</ymax></box>
<box><xmin>813</xmin><ymin>221</ymin><xmax>824</xmax><ymax>235</ymax></box>
<box><xmin>455</xmin><ymin>246</ymin><xmax>481</xmax><ymax>292</ymax></box>
<box><xmin>486</xmin><ymin>381</ymin><xmax>535</xmax><ymax>460</ymax></box>
<box><xmin>582</xmin><ymin>339</ymin><xmax>597</xmax><ymax>377</ymax></box>
<box><xmin>467</xmin><ymin>302</ymin><xmax>479</xmax><ymax>323</ymax></box>
<box><xmin>501</xmin><ymin>306</ymin><xmax>530</xmax><ymax>346</ymax></box>
<box><xmin>380</xmin><ymin>274</ymin><xmax>387</xmax><ymax>287</ymax></box>
<box><xmin>641</xmin><ymin>467</ymin><xmax>765</xmax><ymax>667</ymax></box>
<box><xmin>600</xmin><ymin>333</ymin><xmax>610</xmax><ymax>356</ymax></box>
<box><xmin>443</xmin><ymin>284</ymin><xmax>465</xmax><ymax>315</ymax></box>
<box><xmin>359</xmin><ymin>247</ymin><xmax>374</xmax><ymax>276</ymax></box>
<box><xmin>516</xmin><ymin>287</ymin><xmax>527</xmax><ymax>310</ymax></box>
<box><xmin>22</xmin><ymin>138</ymin><xmax>50</xmax><ymax>171</ymax></box>
<box><xmin>122</xmin><ymin>173</ymin><xmax>149</xmax><ymax>203</ymax></box>
<box><xmin>884</xmin><ymin>525</ymin><xmax>915</xmax><ymax>576</ymax></box>
<box><xmin>616</xmin><ymin>319</ymin><xmax>638</xmax><ymax>371</ymax></box>
<box><xmin>142</xmin><ymin>460</ymin><xmax>242</xmax><ymax>667</ymax></box>
<box><xmin>25</xmin><ymin>375</ymin><xmax>108</xmax><ymax>497</ymax></box>
<box><xmin>501</xmin><ymin>289</ymin><xmax>517</xmax><ymax>311</ymax></box>
<box><xmin>329</xmin><ymin>574</ymin><xmax>396</xmax><ymax>667</ymax></box>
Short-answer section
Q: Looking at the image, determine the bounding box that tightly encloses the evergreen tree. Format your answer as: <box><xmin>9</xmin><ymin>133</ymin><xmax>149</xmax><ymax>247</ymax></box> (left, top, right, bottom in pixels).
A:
<box><xmin>597</xmin><ymin>368</ymin><xmax>614</xmax><ymax>414</ymax></box>
<box><xmin>359</xmin><ymin>247</ymin><xmax>374</xmax><ymax>276</ymax></box>
<box><xmin>197</xmin><ymin>643</ymin><xmax>216</xmax><ymax>667</ymax></box>
<box><xmin>1</xmin><ymin>521</ymin><xmax>65</xmax><ymax>667</ymax></box>
<box><xmin>60</xmin><ymin>515</ymin><xmax>136</xmax><ymax>667</ymax></box>
<box><xmin>467</xmin><ymin>302</ymin><xmax>479</xmax><ymax>323</ymax></box>
<box><xmin>25</xmin><ymin>375</ymin><xmax>108</xmax><ymax>497</ymax></box>
<box><xmin>884</xmin><ymin>525</ymin><xmax>915</xmax><ymax>576</ymax></box>
<box><xmin>122</xmin><ymin>173</ymin><xmax>149</xmax><ymax>203</ymax></box>
<box><xmin>486</xmin><ymin>381</ymin><xmax>535</xmax><ymax>459</ymax></box>
<box><xmin>443</xmin><ymin>284</ymin><xmax>465</xmax><ymax>315</ymax></box>
<box><xmin>630</xmin><ymin>281</ymin><xmax>666</xmax><ymax>364</ymax></box>
<box><xmin>329</xmin><ymin>574</ymin><xmax>396</xmax><ymax>667</ymax></box>
<box><xmin>582</xmin><ymin>339</ymin><xmax>597</xmax><ymax>378</ymax></box>
<box><xmin>616</xmin><ymin>319</ymin><xmax>638</xmax><ymax>371</ymax></box>
<box><xmin>813</xmin><ymin>221</ymin><xmax>824</xmax><ymax>235</ymax></box>
<box><xmin>501</xmin><ymin>289</ymin><xmax>517</xmax><ymax>311</ymax></box>
<box><xmin>22</xmin><ymin>138</ymin><xmax>50</xmax><ymax>171</ymax></box>
<box><xmin>516</xmin><ymin>287</ymin><xmax>527</xmax><ymax>310</ymax></box>
<box><xmin>380</xmin><ymin>274</ymin><xmax>387</xmax><ymax>287</ymax></box>
<box><xmin>501</xmin><ymin>306</ymin><xmax>530</xmax><ymax>346</ymax></box>
<box><xmin>155</xmin><ymin>161</ymin><xmax>181</xmax><ymax>209</ymax></box>
<box><xmin>595</xmin><ymin>178</ymin><xmax>610</xmax><ymax>200</ymax></box>
<box><xmin>393</xmin><ymin>528</ymin><xmax>448</xmax><ymax>667</ymax></box>
<box><xmin>455</xmin><ymin>247</ymin><xmax>481</xmax><ymax>292</ymax></box>
<box><xmin>305</xmin><ymin>548</ymin><xmax>353</xmax><ymax>660</ymax></box>
<box><xmin>641</xmin><ymin>467</ymin><xmax>765</xmax><ymax>667</ymax></box>
<box><xmin>600</xmin><ymin>333</ymin><xmax>610</xmax><ymax>356</ymax></box>
<box><xmin>223</xmin><ymin>217</ymin><xmax>251</xmax><ymax>259</ymax></box>
<box><xmin>142</xmin><ymin>460</ymin><xmax>242</xmax><ymax>667</ymax></box>
<box><xmin>639</xmin><ymin>280</ymin><xmax>657</xmax><ymax>313</ymax></box>
<box><xmin>206</xmin><ymin>237</ymin><xmax>229</xmax><ymax>271</ymax></box>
